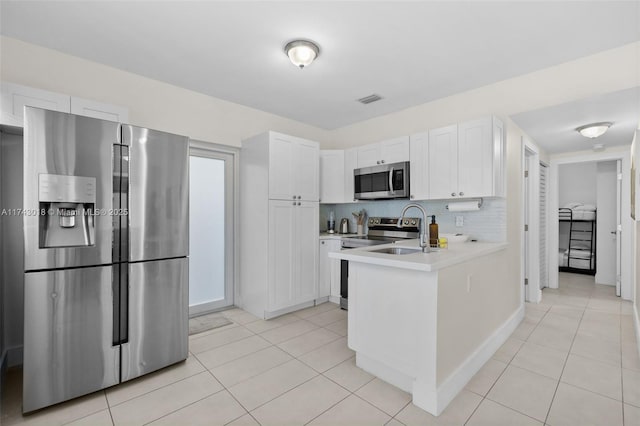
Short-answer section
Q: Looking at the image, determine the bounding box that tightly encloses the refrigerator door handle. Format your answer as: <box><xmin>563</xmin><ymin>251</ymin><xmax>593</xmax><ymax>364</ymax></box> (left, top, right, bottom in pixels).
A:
<box><xmin>112</xmin><ymin>263</ymin><xmax>129</xmax><ymax>346</ymax></box>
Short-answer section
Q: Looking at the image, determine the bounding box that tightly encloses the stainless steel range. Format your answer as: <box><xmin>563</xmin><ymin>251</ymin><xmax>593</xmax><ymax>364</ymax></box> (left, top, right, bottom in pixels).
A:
<box><xmin>340</xmin><ymin>217</ymin><xmax>420</xmax><ymax>309</ymax></box>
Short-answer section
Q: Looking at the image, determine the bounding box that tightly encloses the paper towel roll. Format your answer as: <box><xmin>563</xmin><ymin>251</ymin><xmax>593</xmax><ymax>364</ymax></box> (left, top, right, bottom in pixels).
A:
<box><xmin>447</xmin><ymin>200</ymin><xmax>481</xmax><ymax>212</ymax></box>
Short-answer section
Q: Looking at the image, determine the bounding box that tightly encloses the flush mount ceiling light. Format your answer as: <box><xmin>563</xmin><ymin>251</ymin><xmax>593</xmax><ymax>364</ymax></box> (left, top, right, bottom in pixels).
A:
<box><xmin>576</xmin><ymin>122</ymin><xmax>612</xmax><ymax>138</ymax></box>
<box><xmin>284</xmin><ymin>39</ymin><xmax>320</xmax><ymax>69</ymax></box>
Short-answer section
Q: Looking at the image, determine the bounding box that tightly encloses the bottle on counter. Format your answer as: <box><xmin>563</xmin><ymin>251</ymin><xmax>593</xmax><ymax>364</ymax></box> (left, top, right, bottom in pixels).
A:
<box><xmin>429</xmin><ymin>215</ymin><xmax>439</xmax><ymax>247</ymax></box>
<box><xmin>327</xmin><ymin>211</ymin><xmax>336</xmax><ymax>233</ymax></box>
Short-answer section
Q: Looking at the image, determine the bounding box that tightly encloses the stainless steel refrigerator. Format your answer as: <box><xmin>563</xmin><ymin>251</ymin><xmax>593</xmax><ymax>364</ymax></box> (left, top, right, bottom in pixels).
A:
<box><xmin>22</xmin><ymin>107</ymin><xmax>189</xmax><ymax>413</ymax></box>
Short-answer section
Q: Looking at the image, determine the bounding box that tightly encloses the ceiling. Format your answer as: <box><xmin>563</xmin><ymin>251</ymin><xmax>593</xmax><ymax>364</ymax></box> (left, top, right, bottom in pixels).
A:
<box><xmin>511</xmin><ymin>87</ymin><xmax>639</xmax><ymax>153</ymax></box>
<box><xmin>1</xmin><ymin>1</ymin><xmax>639</xmax><ymax>129</ymax></box>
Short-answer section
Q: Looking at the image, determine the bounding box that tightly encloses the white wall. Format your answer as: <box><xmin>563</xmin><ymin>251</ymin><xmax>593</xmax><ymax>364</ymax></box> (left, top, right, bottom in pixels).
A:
<box><xmin>558</xmin><ymin>162</ymin><xmax>597</xmax><ymax>207</ymax></box>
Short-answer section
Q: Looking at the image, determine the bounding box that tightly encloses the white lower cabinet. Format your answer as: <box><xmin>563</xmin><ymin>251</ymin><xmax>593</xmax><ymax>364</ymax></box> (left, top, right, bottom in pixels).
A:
<box><xmin>319</xmin><ymin>239</ymin><xmax>341</xmax><ymax>301</ymax></box>
<box><xmin>268</xmin><ymin>200</ymin><xmax>319</xmax><ymax>312</ymax></box>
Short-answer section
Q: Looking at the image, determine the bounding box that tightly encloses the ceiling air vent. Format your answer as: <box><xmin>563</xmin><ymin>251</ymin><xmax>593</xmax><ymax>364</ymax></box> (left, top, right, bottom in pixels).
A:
<box><xmin>357</xmin><ymin>94</ymin><xmax>383</xmax><ymax>105</ymax></box>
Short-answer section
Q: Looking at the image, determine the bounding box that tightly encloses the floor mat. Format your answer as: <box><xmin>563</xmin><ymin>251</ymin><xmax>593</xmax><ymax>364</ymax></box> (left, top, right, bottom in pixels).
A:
<box><xmin>189</xmin><ymin>312</ymin><xmax>233</xmax><ymax>335</ymax></box>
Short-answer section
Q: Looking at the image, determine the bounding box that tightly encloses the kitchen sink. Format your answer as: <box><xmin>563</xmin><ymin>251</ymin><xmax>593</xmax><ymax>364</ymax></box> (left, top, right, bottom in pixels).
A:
<box><xmin>370</xmin><ymin>247</ymin><xmax>423</xmax><ymax>255</ymax></box>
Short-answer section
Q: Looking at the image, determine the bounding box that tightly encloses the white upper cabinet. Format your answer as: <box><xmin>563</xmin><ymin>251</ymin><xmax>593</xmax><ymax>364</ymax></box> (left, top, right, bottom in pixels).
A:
<box><xmin>1</xmin><ymin>82</ymin><xmax>70</xmax><ymax>126</ymax></box>
<box><xmin>356</xmin><ymin>136</ymin><xmax>410</xmax><ymax>168</ymax></box>
<box><xmin>344</xmin><ymin>148</ymin><xmax>358</xmax><ymax>202</ymax></box>
<box><xmin>409</xmin><ymin>132</ymin><xmax>429</xmax><ymax>200</ymax></box>
<box><xmin>428</xmin><ymin>125</ymin><xmax>459</xmax><ymax>199</ymax></box>
<box><xmin>423</xmin><ymin>117</ymin><xmax>505</xmax><ymax>200</ymax></box>
<box><xmin>380</xmin><ymin>136</ymin><xmax>411</xmax><ymax>165</ymax></box>
<box><xmin>1</xmin><ymin>82</ymin><xmax>129</xmax><ymax>127</ymax></box>
<box><xmin>70</xmin><ymin>97</ymin><xmax>129</xmax><ymax>123</ymax></box>
<box><xmin>320</xmin><ymin>150</ymin><xmax>345</xmax><ymax>204</ymax></box>
<box><xmin>269</xmin><ymin>132</ymin><xmax>319</xmax><ymax>201</ymax></box>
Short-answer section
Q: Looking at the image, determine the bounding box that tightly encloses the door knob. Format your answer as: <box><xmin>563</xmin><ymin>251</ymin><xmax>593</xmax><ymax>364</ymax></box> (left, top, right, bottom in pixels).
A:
<box><xmin>610</xmin><ymin>231</ymin><xmax>616</xmax><ymax>234</ymax></box>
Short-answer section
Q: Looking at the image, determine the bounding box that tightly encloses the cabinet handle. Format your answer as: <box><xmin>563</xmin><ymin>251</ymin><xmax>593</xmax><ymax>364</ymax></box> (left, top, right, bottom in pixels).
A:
<box><xmin>411</xmin><ymin>195</ymin><xmax>414</xmax><ymax>199</ymax></box>
<box><xmin>451</xmin><ymin>192</ymin><xmax>456</xmax><ymax>197</ymax></box>
<box><xmin>297</xmin><ymin>202</ymin><xmax>301</xmax><ymax>206</ymax></box>
<box><xmin>381</xmin><ymin>160</ymin><xmax>385</xmax><ymax>164</ymax></box>
<box><xmin>292</xmin><ymin>195</ymin><xmax>296</xmax><ymax>199</ymax></box>
<box><xmin>459</xmin><ymin>192</ymin><xmax>464</xmax><ymax>196</ymax></box>
<box><xmin>292</xmin><ymin>201</ymin><xmax>296</xmax><ymax>205</ymax></box>
<box><xmin>376</xmin><ymin>161</ymin><xmax>380</xmax><ymax>165</ymax></box>
<box><xmin>298</xmin><ymin>195</ymin><xmax>302</xmax><ymax>199</ymax></box>
<box><xmin>321</xmin><ymin>241</ymin><xmax>325</xmax><ymax>245</ymax></box>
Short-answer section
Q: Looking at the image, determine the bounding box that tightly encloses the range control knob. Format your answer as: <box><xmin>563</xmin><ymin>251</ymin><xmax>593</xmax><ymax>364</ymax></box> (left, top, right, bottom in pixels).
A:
<box><xmin>411</xmin><ymin>220</ymin><xmax>417</xmax><ymax>225</ymax></box>
<box><xmin>404</xmin><ymin>219</ymin><xmax>409</xmax><ymax>225</ymax></box>
<box><xmin>374</xmin><ymin>218</ymin><xmax>380</xmax><ymax>224</ymax></box>
<box><xmin>369</xmin><ymin>218</ymin><xmax>374</xmax><ymax>224</ymax></box>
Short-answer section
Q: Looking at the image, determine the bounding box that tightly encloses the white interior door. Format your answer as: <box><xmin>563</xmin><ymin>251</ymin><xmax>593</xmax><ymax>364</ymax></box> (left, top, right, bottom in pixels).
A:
<box><xmin>595</xmin><ymin>161</ymin><xmax>618</xmax><ymax>286</ymax></box>
<box><xmin>189</xmin><ymin>149</ymin><xmax>235</xmax><ymax>316</ymax></box>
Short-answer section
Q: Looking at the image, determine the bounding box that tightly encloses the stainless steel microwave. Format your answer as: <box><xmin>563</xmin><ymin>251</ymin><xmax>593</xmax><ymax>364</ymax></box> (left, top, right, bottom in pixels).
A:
<box><xmin>354</xmin><ymin>161</ymin><xmax>410</xmax><ymax>200</ymax></box>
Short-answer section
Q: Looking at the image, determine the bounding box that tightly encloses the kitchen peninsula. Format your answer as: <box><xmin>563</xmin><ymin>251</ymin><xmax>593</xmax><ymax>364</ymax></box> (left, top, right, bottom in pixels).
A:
<box><xmin>330</xmin><ymin>239</ymin><xmax>521</xmax><ymax>416</ymax></box>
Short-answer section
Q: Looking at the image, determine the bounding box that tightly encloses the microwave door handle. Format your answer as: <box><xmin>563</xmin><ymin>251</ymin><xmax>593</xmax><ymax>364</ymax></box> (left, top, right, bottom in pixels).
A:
<box><xmin>389</xmin><ymin>167</ymin><xmax>395</xmax><ymax>194</ymax></box>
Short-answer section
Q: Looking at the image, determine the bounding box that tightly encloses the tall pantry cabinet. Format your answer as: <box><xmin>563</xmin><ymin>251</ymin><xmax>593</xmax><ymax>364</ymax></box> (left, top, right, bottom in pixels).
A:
<box><xmin>240</xmin><ymin>132</ymin><xmax>319</xmax><ymax>319</ymax></box>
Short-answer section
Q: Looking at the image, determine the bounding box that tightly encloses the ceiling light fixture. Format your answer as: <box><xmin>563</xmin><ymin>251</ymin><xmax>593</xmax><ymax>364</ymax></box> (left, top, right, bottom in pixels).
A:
<box><xmin>284</xmin><ymin>39</ymin><xmax>320</xmax><ymax>69</ymax></box>
<box><xmin>576</xmin><ymin>122</ymin><xmax>612</xmax><ymax>138</ymax></box>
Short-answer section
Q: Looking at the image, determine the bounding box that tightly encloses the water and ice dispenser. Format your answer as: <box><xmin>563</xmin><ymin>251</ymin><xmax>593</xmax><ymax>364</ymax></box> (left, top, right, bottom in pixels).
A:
<box><xmin>38</xmin><ymin>174</ymin><xmax>96</xmax><ymax>248</ymax></box>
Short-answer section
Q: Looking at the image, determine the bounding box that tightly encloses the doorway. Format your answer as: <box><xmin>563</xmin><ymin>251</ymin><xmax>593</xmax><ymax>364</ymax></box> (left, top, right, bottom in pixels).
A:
<box><xmin>189</xmin><ymin>143</ymin><xmax>237</xmax><ymax>316</ymax></box>
<box><xmin>548</xmin><ymin>151</ymin><xmax>631</xmax><ymax>300</ymax></box>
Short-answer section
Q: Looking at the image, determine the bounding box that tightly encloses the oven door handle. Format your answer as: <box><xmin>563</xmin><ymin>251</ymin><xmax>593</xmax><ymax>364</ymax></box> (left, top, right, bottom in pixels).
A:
<box><xmin>388</xmin><ymin>167</ymin><xmax>395</xmax><ymax>194</ymax></box>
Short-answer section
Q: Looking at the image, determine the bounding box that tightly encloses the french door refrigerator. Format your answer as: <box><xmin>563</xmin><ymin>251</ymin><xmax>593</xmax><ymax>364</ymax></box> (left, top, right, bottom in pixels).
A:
<box><xmin>22</xmin><ymin>107</ymin><xmax>189</xmax><ymax>413</ymax></box>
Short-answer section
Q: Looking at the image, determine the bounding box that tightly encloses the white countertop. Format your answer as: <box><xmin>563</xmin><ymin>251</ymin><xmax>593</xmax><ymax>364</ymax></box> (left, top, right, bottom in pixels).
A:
<box><xmin>319</xmin><ymin>232</ymin><xmax>361</xmax><ymax>240</ymax></box>
<box><xmin>329</xmin><ymin>238</ymin><xmax>507</xmax><ymax>272</ymax></box>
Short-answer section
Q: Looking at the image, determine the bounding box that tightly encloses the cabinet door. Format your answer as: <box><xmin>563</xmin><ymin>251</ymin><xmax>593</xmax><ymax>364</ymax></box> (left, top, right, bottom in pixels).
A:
<box><xmin>320</xmin><ymin>150</ymin><xmax>345</xmax><ymax>204</ymax></box>
<box><xmin>71</xmin><ymin>97</ymin><xmax>129</xmax><ymax>123</ymax></box>
<box><xmin>318</xmin><ymin>240</ymin><xmax>331</xmax><ymax>298</ymax></box>
<box><xmin>295</xmin><ymin>139</ymin><xmax>319</xmax><ymax>201</ymax></box>
<box><xmin>458</xmin><ymin>118</ymin><xmax>493</xmax><ymax>198</ymax></box>
<box><xmin>356</xmin><ymin>143</ymin><xmax>380</xmax><ymax>168</ymax></box>
<box><xmin>1</xmin><ymin>82</ymin><xmax>70</xmax><ymax>127</ymax></box>
<box><xmin>344</xmin><ymin>148</ymin><xmax>358</xmax><ymax>202</ymax></box>
<box><xmin>268</xmin><ymin>201</ymin><xmax>295</xmax><ymax>310</ymax></box>
<box><xmin>380</xmin><ymin>136</ymin><xmax>410</xmax><ymax>164</ymax></box>
<box><xmin>294</xmin><ymin>201</ymin><xmax>319</xmax><ymax>304</ymax></box>
<box><xmin>428</xmin><ymin>125</ymin><xmax>458</xmax><ymax>199</ymax></box>
<box><xmin>409</xmin><ymin>132</ymin><xmax>429</xmax><ymax>200</ymax></box>
<box><xmin>269</xmin><ymin>135</ymin><xmax>295</xmax><ymax>200</ymax></box>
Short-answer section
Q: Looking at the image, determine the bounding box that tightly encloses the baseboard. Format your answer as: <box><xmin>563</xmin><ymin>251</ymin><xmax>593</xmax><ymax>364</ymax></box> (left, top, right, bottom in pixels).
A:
<box><xmin>431</xmin><ymin>304</ymin><xmax>525</xmax><ymax>415</ymax></box>
<box><xmin>328</xmin><ymin>295</ymin><xmax>340</xmax><ymax>305</ymax></box>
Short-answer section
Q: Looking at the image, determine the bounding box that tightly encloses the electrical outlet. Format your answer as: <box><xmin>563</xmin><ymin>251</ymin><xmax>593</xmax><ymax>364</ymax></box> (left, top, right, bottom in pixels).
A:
<box><xmin>456</xmin><ymin>216</ymin><xmax>464</xmax><ymax>227</ymax></box>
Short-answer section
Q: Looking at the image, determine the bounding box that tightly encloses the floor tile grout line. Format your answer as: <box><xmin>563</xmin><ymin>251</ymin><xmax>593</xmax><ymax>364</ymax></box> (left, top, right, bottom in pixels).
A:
<box><xmin>107</xmin><ymin>368</ymin><xmax>214</xmax><ymax>410</ymax></box>
<box><xmin>542</xmin><ymin>287</ymin><xmax>588</xmax><ymax>425</ymax></box>
<box><xmin>300</xmin><ymin>388</ymin><xmax>353</xmax><ymax>426</ymax></box>
<box><xmin>139</xmin><ymin>386</ymin><xmax>228</xmax><ymax>426</ymax></box>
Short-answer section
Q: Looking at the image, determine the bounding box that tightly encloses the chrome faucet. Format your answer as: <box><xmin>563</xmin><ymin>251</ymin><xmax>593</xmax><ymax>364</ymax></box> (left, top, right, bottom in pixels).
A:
<box><xmin>399</xmin><ymin>203</ymin><xmax>430</xmax><ymax>253</ymax></box>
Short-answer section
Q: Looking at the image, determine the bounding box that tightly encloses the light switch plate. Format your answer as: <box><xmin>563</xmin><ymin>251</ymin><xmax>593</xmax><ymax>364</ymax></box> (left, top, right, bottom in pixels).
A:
<box><xmin>456</xmin><ymin>216</ymin><xmax>464</xmax><ymax>227</ymax></box>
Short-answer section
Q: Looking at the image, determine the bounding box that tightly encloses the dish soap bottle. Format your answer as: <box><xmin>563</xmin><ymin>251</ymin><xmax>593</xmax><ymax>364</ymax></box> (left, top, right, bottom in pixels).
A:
<box><xmin>429</xmin><ymin>215</ymin><xmax>439</xmax><ymax>248</ymax></box>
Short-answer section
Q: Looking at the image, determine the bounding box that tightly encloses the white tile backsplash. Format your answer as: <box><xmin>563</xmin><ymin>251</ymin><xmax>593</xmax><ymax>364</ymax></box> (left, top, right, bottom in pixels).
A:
<box><xmin>320</xmin><ymin>198</ymin><xmax>506</xmax><ymax>242</ymax></box>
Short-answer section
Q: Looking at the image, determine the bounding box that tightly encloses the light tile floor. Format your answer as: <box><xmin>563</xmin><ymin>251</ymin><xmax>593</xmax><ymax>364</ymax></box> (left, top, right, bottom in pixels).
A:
<box><xmin>2</xmin><ymin>272</ymin><xmax>639</xmax><ymax>425</ymax></box>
